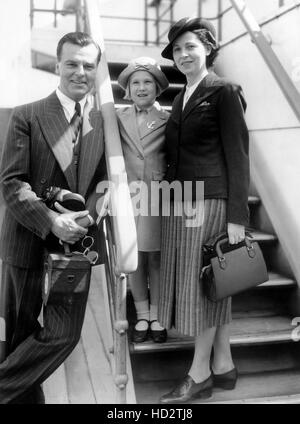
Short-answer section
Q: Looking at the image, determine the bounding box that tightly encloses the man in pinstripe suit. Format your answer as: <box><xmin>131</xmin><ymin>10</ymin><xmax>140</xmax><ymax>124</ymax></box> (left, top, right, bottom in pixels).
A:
<box><xmin>0</xmin><ymin>32</ymin><xmax>106</xmax><ymax>403</ymax></box>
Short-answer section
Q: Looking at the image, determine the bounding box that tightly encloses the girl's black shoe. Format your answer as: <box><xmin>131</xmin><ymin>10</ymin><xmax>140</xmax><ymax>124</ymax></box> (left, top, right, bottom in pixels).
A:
<box><xmin>149</xmin><ymin>320</ymin><xmax>167</xmax><ymax>343</ymax></box>
<box><xmin>132</xmin><ymin>319</ymin><xmax>149</xmax><ymax>343</ymax></box>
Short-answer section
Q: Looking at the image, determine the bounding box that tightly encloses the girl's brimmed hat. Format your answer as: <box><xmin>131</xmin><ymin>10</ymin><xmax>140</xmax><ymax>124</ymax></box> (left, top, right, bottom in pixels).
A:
<box><xmin>117</xmin><ymin>56</ymin><xmax>169</xmax><ymax>96</ymax></box>
<box><xmin>161</xmin><ymin>17</ymin><xmax>217</xmax><ymax>60</ymax></box>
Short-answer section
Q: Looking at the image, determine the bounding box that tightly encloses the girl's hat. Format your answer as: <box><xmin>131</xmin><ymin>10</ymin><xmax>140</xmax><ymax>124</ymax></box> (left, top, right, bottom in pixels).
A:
<box><xmin>118</xmin><ymin>56</ymin><xmax>169</xmax><ymax>96</ymax></box>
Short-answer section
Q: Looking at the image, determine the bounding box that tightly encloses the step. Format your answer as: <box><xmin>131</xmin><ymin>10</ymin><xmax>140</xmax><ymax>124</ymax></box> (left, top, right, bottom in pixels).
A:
<box><xmin>206</xmin><ymin>394</ymin><xmax>300</xmax><ymax>404</ymax></box>
<box><xmin>248</xmin><ymin>195</ymin><xmax>260</xmax><ymax>205</ymax></box>
<box><xmin>130</xmin><ymin>314</ymin><xmax>294</xmax><ymax>354</ymax></box>
<box><xmin>202</xmin><ymin>369</ymin><xmax>300</xmax><ymax>404</ymax></box>
<box><xmin>134</xmin><ymin>369</ymin><xmax>300</xmax><ymax>404</ymax></box>
<box><xmin>131</xmin><ymin>343</ymin><xmax>300</xmax><ymax>384</ymax></box>
<box><xmin>258</xmin><ymin>272</ymin><xmax>296</xmax><ymax>289</ymax></box>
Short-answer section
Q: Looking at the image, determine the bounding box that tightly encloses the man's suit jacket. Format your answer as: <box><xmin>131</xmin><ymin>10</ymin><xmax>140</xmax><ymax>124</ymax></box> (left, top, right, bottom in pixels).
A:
<box><xmin>117</xmin><ymin>102</ymin><xmax>169</xmax><ymax>251</ymax></box>
<box><xmin>0</xmin><ymin>92</ymin><xmax>106</xmax><ymax>268</ymax></box>
<box><xmin>165</xmin><ymin>72</ymin><xmax>250</xmax><ymax>226</ymax></box>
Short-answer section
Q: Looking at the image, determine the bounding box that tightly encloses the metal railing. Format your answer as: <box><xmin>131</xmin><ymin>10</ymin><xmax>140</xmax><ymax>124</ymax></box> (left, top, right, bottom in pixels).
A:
<box><xmin>84</xmin><ymin>0</ymin><xmax>138</xmax><ymax>404</ymax></box>
<box><xmin>30</xmin><ymin>0</ymin><xmax>177</xmax><ymax>46</ymax></box>
<box><xmin>30</xmin><ymin>0</ymin><xmax>86</xmax><ymax>31</ymax></box>
<box><xmin>30</xmin><ymin>0</ymin><xmax>289</xmax><ymax>45</ymax></box>
<box><xmin>228</xmin><ymin>0</ymin><xmax>300</xmax><ymax>120</ymax></box>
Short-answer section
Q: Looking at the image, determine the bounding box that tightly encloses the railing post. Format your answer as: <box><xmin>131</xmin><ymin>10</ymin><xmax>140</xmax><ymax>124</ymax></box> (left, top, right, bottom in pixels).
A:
<box><xmin>230</xmin><ymin>0</ymin><xmax>300</xmax><ymax>122</ymax></box>
<box><xmin>114</xmin><ymin>273</ymin><xmax>129</xmax><ymax>404</ymax></box>
<box><xmin>75</xmin><ymin>0</ymin><xmax>85</xmax><ymax>32</ymax></box>
<box><xmin>170</xmin><ymin>0</ymin><xmax>174</xmax><ymax>25</ymax></box>
<box><xmin>30</xmin><ymin>0</ymin><xmax>34</xmax><ymax>28</ymax></box>
<box><xmin>198</xmin><ymin>0</ymin><xmax>202</xmax><ymax>17</ymax></box>
<box><xmin>155</xmin><ymin>3</ymin><xmax>160</xmax><ymax>45</ymax></box>
<box><xmin>144</xmin><ymin>0</ymin><xmax>148</xmax><ymax>46</ymax></box>
<box><xmin>54</xmin><ymin>0</ymin><xmax>57</xmax><ymax>28</ymax></box>
<box><xmin>218</xmin><ymin>0</ymin><xmax>222</xmax><ymax>42</ymax></box>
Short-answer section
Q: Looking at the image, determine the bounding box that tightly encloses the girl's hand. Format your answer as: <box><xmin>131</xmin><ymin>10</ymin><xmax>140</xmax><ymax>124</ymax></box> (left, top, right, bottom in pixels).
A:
<box><xmin>227</xmin><ymin>223</ymin><xmax>245</xmax><ymax>245</ymax></box>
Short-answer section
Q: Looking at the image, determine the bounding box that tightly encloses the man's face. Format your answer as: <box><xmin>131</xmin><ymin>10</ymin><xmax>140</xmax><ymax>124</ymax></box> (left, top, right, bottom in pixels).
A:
<box><xmin>57</xmin><ymin>42</ymin><xmax>99</xmax><ymax>101</ymax></box>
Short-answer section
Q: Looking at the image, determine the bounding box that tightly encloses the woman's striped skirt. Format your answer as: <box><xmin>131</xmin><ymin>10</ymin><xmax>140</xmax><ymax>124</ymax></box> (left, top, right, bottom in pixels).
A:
<box><xmin>158</xmin><ymin>198</ymin><xmax>231</xmax><ymax>336</ymax></box>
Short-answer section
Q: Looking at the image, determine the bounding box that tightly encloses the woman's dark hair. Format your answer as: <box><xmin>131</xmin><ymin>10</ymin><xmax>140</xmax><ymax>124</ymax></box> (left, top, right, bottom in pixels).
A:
<box><xmin>193</xmin><ymin>29</ymin><xmax>220</xmax><ymax>68</ymax></box>
<box><xmin>56</xmin><ymin>32</ymin><xmax>102</xmax><ymax>64</ymax></box>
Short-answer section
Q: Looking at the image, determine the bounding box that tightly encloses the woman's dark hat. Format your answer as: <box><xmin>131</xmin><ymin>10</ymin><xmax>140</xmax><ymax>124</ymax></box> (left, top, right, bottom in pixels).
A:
<box><xmin>161</xmin><ymin>17</ymin><xmax>217</xmax><ymax>60</ymax></box>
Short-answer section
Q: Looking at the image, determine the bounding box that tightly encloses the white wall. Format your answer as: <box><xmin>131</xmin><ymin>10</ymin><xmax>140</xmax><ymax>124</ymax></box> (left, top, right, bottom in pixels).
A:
<box><xmin>0</xmin><ymin>0</ymin><xmax>31</xmax><ymax>104</ymax></box>
<box><xmin>0</xmin><ymin>0</ymin><xmax>59</xmax><ymax>107</ymax></box>
<box><xmin>216</xmin><ymin>3</ymin><xmax>300</xmax><ymax>283</ymax></box>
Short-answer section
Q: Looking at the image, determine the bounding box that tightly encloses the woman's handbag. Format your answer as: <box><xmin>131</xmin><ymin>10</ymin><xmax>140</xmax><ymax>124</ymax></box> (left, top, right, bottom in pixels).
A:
<box><xmin>201</xmin><ymin>232</ymin><xmax>268</xmax><ymax>302</ymax></box>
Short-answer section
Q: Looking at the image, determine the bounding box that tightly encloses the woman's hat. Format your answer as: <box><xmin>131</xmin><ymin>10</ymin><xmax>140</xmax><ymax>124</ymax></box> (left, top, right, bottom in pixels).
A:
<box><xmin>161</xmin><ymin>17</ymin><xmax>217</xmax><ymax>60</ymax></box>
<box><xmin>117</xmin><ymin>56</ymin><xmax>169</xmax><ymax>96</ymax></box>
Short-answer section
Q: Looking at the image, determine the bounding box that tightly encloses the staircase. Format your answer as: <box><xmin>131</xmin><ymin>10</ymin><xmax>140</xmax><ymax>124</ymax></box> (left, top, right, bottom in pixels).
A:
<box><xmin>109</xmin><ymin>61</ymin><xmax>300</xmax><ymax>404</ymax></box>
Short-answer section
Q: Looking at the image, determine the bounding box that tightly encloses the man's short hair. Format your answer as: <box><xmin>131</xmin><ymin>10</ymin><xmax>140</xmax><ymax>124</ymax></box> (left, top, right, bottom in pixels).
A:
<box><xmin>56</xmin><ymin>32</ymin><xmax>102</xmax><ymax>64</ymax></box>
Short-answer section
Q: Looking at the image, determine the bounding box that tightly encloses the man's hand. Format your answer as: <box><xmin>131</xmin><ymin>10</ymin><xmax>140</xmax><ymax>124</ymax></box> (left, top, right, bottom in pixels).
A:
<box><xmin>227</xmin><ymin>222</ymin><xmax>245</xmax><ymax>245</ymax></box>
<box><xmin>55</xmin><ymin>202</ymin><xmax>94</xmax><ymax>228</ymax></box>
<box><xmin>51</xmin><ymin>204</ymin><xmax>90</xmax><ymax>244</ymax></box>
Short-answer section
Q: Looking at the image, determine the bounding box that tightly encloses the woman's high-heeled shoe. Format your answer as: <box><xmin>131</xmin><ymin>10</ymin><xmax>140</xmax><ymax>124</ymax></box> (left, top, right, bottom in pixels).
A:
<box><xmin>212</xmin><ymin>367</ymin><xmax>238</xmax><ymax>390</ymax></box>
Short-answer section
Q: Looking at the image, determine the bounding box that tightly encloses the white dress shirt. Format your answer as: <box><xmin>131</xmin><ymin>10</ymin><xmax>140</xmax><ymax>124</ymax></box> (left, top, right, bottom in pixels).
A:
<box><xmin>182</xmin><ymin>70</ymin><xmax>208</xmax><ymax>110</ymax></box>
<box><xmin>56</xmin><ymin>88</ymin><xmax>88</xmax><ymax>122</ymax></box>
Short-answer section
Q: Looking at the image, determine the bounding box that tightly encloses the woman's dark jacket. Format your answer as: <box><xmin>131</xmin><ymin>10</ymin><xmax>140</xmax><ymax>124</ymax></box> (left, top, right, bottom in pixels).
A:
<box><xmin>164</xmin><ymin>72</ymin><xmax>249</xmax><ymax>226</ymax></box>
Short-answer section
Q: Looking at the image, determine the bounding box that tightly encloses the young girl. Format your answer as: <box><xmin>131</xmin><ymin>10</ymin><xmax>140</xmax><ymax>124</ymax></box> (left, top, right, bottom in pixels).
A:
<box><xmin>117</xmin><ymin>57</ymin><xmax>169</xmax><ymax>343</ymax></box>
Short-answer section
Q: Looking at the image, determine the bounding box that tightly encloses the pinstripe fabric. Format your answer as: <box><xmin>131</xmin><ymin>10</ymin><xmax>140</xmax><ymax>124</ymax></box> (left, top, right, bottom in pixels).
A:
<box><xmin>158</xmin><ymin>199</ymin><xmax>231</xmax><ymax>336</ymax></box>
<box><xmin>0</xmin><ymin>263</ymin><xmax>89</xmax><ymax>403</ymax></box>
<box><xmin>0</xmin><ymin>92</ymin><xmax>104</xmax><ymax>268</ymax></box>
<box><xmin>0</xmin><ymin>91</ymin><xmax>105</xmax><ymax>403</ymax></box>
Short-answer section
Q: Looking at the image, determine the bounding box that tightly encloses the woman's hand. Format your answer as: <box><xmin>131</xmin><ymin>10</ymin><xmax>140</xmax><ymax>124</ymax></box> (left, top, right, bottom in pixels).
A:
<box><xmin>227</xmin><ymin>222</ymin><xmax>245</xmax><ymax>245</ymax></box>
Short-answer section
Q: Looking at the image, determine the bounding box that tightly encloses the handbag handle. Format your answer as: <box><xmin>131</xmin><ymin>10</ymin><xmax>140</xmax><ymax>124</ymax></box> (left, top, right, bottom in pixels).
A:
<box><xmin>216</xmin><ymin>237</ymin><xmax>256</xmax><ymax>269</ymax></box>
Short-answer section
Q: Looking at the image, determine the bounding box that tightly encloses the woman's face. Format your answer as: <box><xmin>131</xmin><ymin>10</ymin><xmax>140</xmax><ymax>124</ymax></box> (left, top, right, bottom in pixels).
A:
<box><xmin>172</xmin><ymin>31</ymin><xmax>210</xmax><ymax>79</ymax></box>
<box><xmin>129</xmin><ymin>70</ymin><xmax>157</xmax><ymax>109</ymax></box>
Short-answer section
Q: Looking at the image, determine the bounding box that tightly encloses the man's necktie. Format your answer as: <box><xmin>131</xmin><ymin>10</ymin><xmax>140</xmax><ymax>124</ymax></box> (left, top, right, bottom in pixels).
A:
<box><xmin>70</xmin><ymin>102</ymin><xmax>82</xmax><ymax>189</ymax></box>
<box><xmin>70</xmin><ymin>102</ymin><xmax>82</xmax><ymax>144</ymax></box>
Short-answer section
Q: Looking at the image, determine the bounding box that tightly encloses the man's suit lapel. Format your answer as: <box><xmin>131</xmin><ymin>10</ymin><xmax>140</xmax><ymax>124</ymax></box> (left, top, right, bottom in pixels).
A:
<box><xmin>37</xmin><ymin>92</ymin><xmax>77</xmax><ymax>192</ymax></box>
<box><xmin>182</xmin><ymin>73</ymin><xmax>224</xmax><ymax>121</ymax></box>
<box><xmin>78</xmin><ymin>101</ymin><xmax>104</xmax><ymax>196</ymax></box>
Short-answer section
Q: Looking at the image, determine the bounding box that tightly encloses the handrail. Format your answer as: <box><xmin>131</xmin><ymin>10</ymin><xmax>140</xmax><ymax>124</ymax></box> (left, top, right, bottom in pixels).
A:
<box><xmin>84</xmin><ymin>0</ymin><xmax>138</xmax><ymax>404</ymax></box>
<box><xmin>220</xmin><ymin>1</ymin><xmax>300</xmax><ymax>47</ymax></box>
<box><xmin>30</xmin><ymin>0</ymin><xmax>84</xmax><ymax>30</ymax></box>
<box><xmin>229</xmin><ymin>0</ymin><xmax>300</xmax><ymax>123</ymax></box>
<box><xmin>84</xmin><ymin>0</ymin><xmax>137</xmax><ymax>275</ymax></box>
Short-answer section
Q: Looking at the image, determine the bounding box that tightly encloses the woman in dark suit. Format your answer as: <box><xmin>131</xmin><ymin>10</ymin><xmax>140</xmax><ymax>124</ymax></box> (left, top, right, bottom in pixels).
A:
<box><xmin>158</xmin><ymin>17</ymin><xmax>249</xmax><ymax>403</ymax></box>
